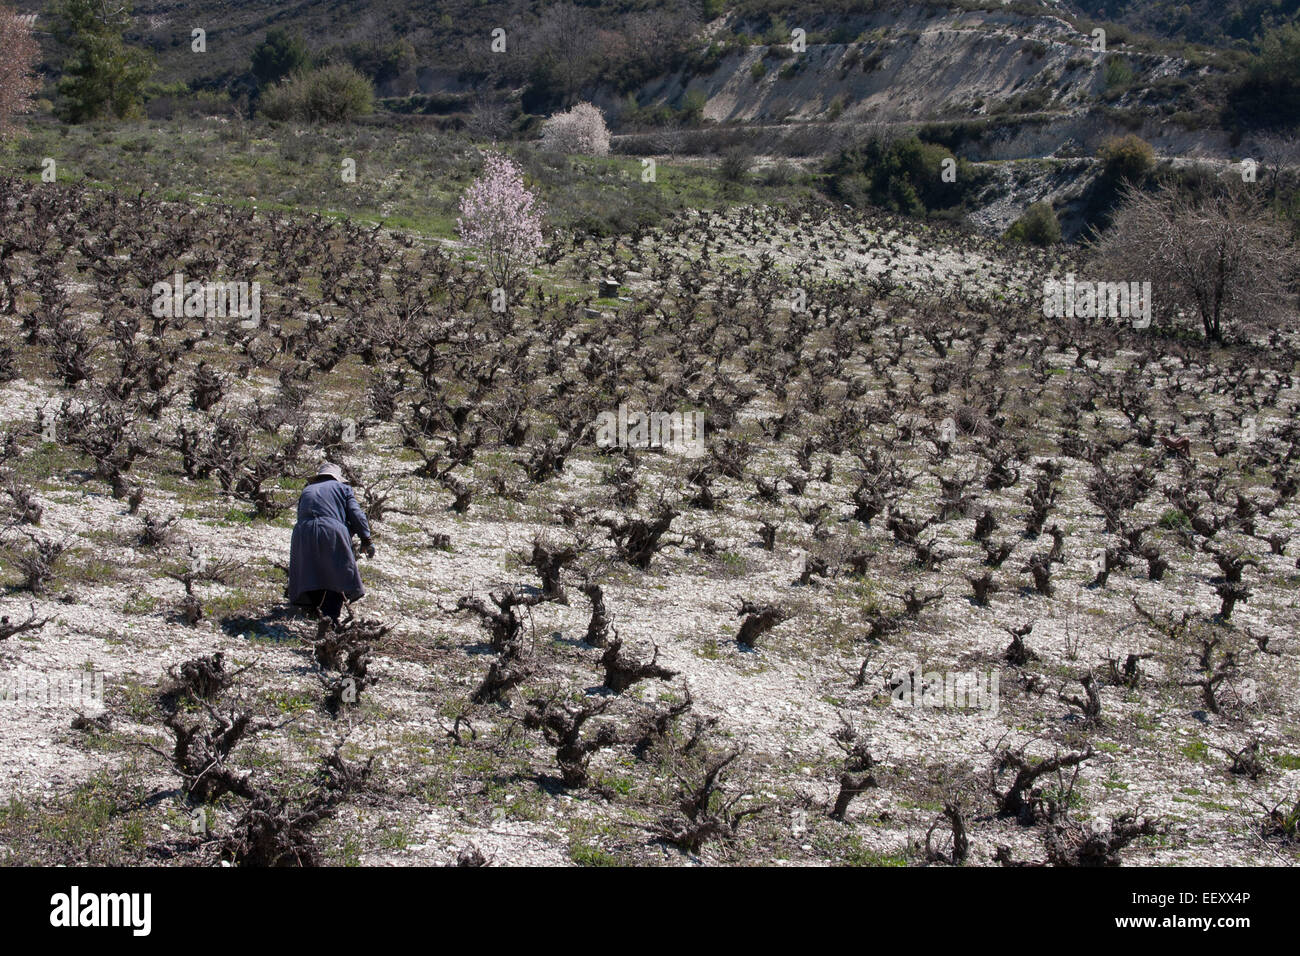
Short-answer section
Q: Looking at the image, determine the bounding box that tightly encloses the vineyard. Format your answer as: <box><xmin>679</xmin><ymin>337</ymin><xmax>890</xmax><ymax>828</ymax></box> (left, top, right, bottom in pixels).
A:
<box><xmin>0</xmin><ymin>168</ymin><xmax>1298</xmax><ymax>868</ymax></box>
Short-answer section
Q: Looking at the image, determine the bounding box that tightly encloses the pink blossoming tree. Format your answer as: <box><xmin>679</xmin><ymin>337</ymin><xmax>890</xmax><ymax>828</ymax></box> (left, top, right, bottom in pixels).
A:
<box><xmin>457</xmin><ymin>150</ymin><xmax>546</xmax><ymax>292</ymax></box>
<box><xmin>0</xmin><ymin>4</ymin><xmax>41</xmax><ymax>139</ymax></box>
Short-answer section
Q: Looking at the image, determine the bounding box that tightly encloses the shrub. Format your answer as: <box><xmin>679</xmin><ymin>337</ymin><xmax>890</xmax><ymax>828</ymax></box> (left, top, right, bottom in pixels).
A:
<box><xmin>539</xmin><ymin>101</ymin><xmax>610</xmax><ymax>156</ymax></box>
<box><xmin>1103</xmin><ymin>56</ymin><xmax>1133</xmax><ymax>91</ymax></box>
<box><xmin>251</xmin><ymin>29</ymin><xmax>309</xmax><ymax>87</ymax></box>
<box><xmin>1005</xmin><ymin>200</ymin><xmax>1061</xmax><ymax>246</ymax></box>
<box><xmin>763</xmin><ymin>17</ymin><xmax>789</xmax><ymax>46</ymax></box>
<box><xmin>1227</xmin><ymin>23</ymin><xmax>1300</xmax><ymax>131</ymax></box>
<box><xmin>1097</xmin><ymin>134</ymin><xmax>1155</xmax><ymax>183</ymax></box>
<box><xmin>260</xmin><ymin>64</ymin><xmax>373</xmax><ymax>123</ymax></box>
<box><xmin>822</xmin><ymin>134</ymin><xmax>994</xmax><ymax>216</ymax></box>
<box><xmin>718</xmin><ymin>146</ymin><xmax>753</xmax><ymax>183</ymax></box>
<box><xmin>762</xmin><ymin>160</ymin><xmax>796</xmax><ymax>186</ymax></box>
<box><xmin>688</xmin><ymin>42</ymin><xmax>726</xmax><ymax>75</ymax></box>
<box><xmin>680</xmin><ymin>88</ymin><xmax>707</xmax><ymax>125</ymax></box>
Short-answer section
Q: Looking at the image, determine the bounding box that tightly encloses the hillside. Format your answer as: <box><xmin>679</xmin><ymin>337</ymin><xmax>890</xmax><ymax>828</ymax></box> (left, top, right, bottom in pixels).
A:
<box><xmin>1064</xmin><ymin>0</ymin><xmax>1300</xmax><ymax>45</ymax></box>
<box><xmin>624</xmin><ymin>6</ymin><xmax>1206</xmax><ymax>126</ymax></box>
<box><xmin>13</xmin><ymin>1</ymin><xmax>1249</xmax><ymax>135</ymax></box>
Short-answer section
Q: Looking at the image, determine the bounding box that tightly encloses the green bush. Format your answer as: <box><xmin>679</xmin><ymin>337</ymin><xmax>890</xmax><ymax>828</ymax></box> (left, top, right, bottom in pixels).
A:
<box><xmin>763</xmin><ymin>17</ymin><xmax>789</xmax><ymax>46</ymax></box>
<box><xmin>680</xmin><ymin>89</ymin><xmax>707</xmax><ymax>125</ymax></box>
<box><xmin>688</xmin><ymin>43</ymin><xmax>727</xmax><ymax>75</ymax></box>
<box><xmin>1009</xmin><ymin>86</ymin><xmax>1052</xmax><ymax>112</ymax></box>
<box><xmin>260</xmin><ymin>64</ymin><xmax>374</xmax><ymax>123</ymax></box>
<box><xmin>718</xmin><ymin>147</ymin><xmax>753</xmax><ymax>183</ymax></box>
<box><xmin>1097</xmin><ymin>133</ymin><xmax>1155</xmax><ymax>183</ymax></box>
<box><xmin>1005</xmin><ymin>201</ymin><xmax>1061</xmax><ymax>246</ymax></box>
<box><xmin>1103</xmin><ymin>56</ymin><xmax>1133</xmax><ymax>91</ymax></box>
<box><xmin>1226</xmin><ymin>23</ymin><xmax>1300</xmax><ymax>131</ymax></box>
<box><xmin>251</xmin><ymin>29</ymin><xmax>310</xmax><ymax>87</ymax></box>
<box><xmin>821</xmin><ymin>134</ymin><xmax>994</xmax><ymax>216</ymax></box>
<box><xmin>52</xmin><ymin>0</ymin><xmax>155</xmax><ymax>123</ymax></box>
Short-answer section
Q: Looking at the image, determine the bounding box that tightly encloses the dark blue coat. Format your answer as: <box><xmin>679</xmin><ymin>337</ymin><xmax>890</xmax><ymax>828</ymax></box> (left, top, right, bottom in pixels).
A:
<box><xmin>288</xmin><ymin>478</ymin><xmax>371</xmax><ymax>602</ymax></box>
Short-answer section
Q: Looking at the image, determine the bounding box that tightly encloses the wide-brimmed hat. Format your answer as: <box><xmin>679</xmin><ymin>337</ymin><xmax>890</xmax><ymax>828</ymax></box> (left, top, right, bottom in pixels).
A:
<box><xmin>315</xmin><ymin>462</ymin><xmax>344</xmax><ymax>482</ymax></box>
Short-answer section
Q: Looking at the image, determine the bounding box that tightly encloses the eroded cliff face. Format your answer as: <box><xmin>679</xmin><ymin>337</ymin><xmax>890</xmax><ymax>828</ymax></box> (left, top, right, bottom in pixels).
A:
<box><xmin>607</xmin><ymin>5</ymin><xmax>1231</xmax><ymax>235</ymax></box>
<box><xmin>633</xmin><ymin>7</ymin><xmax>1190</xmax><ymax>125</ymax></box>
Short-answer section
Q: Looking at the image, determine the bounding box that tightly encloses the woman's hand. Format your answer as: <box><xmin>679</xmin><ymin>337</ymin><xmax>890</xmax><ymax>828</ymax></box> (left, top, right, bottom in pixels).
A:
<box><xmin>361</xmin><ymin>537</ymin><xmax>376</xmax><ymax>559</ymax></box>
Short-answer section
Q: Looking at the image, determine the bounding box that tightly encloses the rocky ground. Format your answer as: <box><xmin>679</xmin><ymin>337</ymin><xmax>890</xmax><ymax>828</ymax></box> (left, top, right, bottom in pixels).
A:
<box><xmin>0</xmin><ymin>177</ymin><xmax>1297</xmax><ymax>867</ymax></box>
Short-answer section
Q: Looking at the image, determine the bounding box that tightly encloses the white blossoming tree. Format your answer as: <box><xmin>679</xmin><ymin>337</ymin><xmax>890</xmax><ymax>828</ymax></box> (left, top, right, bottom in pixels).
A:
<box><xmin>539</xmin><ymin>101</ymin><xmax>610</xmax><ymax>156</ymax></box>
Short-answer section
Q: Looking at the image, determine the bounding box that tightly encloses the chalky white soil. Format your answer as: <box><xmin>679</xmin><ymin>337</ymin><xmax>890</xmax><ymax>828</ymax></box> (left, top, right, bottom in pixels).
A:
<box><xmin>1</xmin><ymin>202</ymin><xmax>1297</xmax><ymax>867</ymax></box>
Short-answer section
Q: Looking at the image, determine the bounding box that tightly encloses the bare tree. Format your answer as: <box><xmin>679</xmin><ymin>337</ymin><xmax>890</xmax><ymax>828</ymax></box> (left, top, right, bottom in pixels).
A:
<box><xmin>1247</xmin><ymin>132</ymin><xmax>1300</xmax><ymax>200</ymax></box>
<box><xmin>530</xmin><ymin>3</ymin><xmax>599</xmax><ymax>108</ymax></box>
<box><xmin>1090</xmin><ymin>183</ymin><xmax>1295</xmax><ymax>341</ymax></box>
<box><xmin>466</xmin><ymin>91</ymin><xmax>513</xmax><ymax>142</ymax></box>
